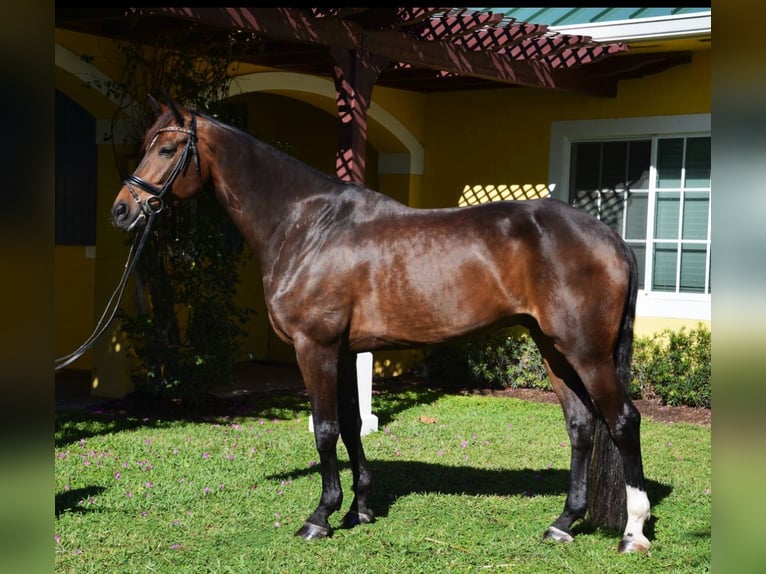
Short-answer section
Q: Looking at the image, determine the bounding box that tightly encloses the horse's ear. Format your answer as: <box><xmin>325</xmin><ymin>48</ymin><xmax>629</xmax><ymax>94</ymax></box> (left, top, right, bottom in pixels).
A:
<box><xmin>162</xmin><ymin>91</ymin><xmax>185</xmax><ymax>126</ymax></box>
<box><xmin>147</xmin><ymin>94</ymin><xmax>165</xmax><ymax>117</ymax></box>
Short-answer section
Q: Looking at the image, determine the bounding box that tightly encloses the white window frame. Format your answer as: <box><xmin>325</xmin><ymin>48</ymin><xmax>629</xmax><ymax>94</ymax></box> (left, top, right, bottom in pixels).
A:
<box><xmin>548</xmin><ymin>114</ymin><xmax>711</xmax><ymax>321</ymax></box>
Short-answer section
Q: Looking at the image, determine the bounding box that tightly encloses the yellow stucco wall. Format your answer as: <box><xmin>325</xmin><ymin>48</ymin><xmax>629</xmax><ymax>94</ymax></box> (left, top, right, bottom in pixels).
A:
<box><xmin>420</xmin><ymin>50</ymin><xmax>711</xmax><ymax>209</ymax></box>
<box><xmin>54</xmin><ymin>246</ymin><xmax>96</xmax><ymax>370</ymax></box>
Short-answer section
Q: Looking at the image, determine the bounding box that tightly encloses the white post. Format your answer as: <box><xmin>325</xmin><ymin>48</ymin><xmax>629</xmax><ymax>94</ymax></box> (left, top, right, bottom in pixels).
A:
<box><xmin>309</xmin><ymin>352</ymin><xmax>378</xmax><ymax>435</ymax></box>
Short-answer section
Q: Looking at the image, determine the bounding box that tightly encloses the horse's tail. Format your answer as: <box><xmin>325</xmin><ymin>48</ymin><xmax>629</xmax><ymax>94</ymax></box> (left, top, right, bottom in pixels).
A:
<box><xmin>615</xmin><ymin>240</ymin><xmax>639</xmax><ymax>391</ymax></box>
<box><xmin>587</xmin><ymin>239</ymin><xmax>640</xmax><ymax>531</ymax></box>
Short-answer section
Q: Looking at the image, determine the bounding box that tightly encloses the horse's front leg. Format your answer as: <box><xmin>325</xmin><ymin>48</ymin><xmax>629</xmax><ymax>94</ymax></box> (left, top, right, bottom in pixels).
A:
<box><xmin>293</xmin><ymin>335</ymin><xmax>344</xmax><ymax>540</ymax></box>
<box><xmin>337</xmin><ymin>350</ymin><xmax>375</xmax><ymax>529</ymax></box>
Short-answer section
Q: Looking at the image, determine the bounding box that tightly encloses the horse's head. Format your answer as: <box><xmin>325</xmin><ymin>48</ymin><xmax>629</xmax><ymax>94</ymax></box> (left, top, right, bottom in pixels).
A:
<box><xmin>112</xmin><ymin>96</ymin><xmax>205</xmax><ymax>231</ymax></box>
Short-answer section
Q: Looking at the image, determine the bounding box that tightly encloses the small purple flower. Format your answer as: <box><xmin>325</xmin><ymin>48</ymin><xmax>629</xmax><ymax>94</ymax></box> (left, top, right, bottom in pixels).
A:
<box><xmin>226</xmin><ymin>454</ymin><xmax>235</xmax><ymax>461</ymax></box>
<box><xmin>202</xmin><ymin>452</ymin><xmax>210</xmax><ymax>459</ymax></box>
<box><xmin>114</xmin><ymin>472</ymin><xmax>122</xmax><ymax>480</ymax></box>
<box><xmin>145</xmin><ymin>482</ymin><xmax>154</xmax><ymax>489</ymax></box>
<box><xmin>170</xmin><ymin>543</ymin><xmax>182</xmax><ymax>550</ymax></box>
<box><xmin>126</xmin><ymin>491</ymin><xmax>133</xmax><ymax>498</ymax></box>
<box><xmin>55</xmin><ymin>533</ymin><xmax>61</xmax><ymax>543</ymax></box>
<box><xmin>204</xmin><ymin>487</ymin><xmax>212</xmax><ymax>494</ymax></box>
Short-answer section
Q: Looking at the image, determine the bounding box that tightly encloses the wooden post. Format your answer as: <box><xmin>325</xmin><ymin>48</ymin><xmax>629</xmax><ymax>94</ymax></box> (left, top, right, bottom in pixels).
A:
<box><xmin>330</xmin><ymin>45</ymin><xmax>388</xmax><ymax>185</ymax></box>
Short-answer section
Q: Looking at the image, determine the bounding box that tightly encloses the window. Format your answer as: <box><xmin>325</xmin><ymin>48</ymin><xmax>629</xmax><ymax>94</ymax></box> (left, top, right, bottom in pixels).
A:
<box><xmin>549</xmin><ymin>115</ymin><xmax>711</xmax><ymax>320</ymax></box>
<box><xmin>56</xmin><ymin>90</ymin><xmax>97</xmax><ymax>245</ymax></box>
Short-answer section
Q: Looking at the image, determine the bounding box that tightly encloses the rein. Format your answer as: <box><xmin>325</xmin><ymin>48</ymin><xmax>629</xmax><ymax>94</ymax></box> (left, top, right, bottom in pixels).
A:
<box><xmin>54</xmin><ymin>112</ymin><xmax>201</xmax><ymax>371</ymax></box>
<box><xmin>54</xmin><ymin>214</ymin><xmax>157</xmax><ymax>371</ymax></box>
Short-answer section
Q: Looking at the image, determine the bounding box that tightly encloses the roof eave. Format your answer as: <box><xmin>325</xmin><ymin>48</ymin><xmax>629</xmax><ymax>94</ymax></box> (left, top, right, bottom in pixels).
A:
<box><xmin>550</xmin><ymin>11</ymin><xmax>711</xmax><ymax>43</ymax></box>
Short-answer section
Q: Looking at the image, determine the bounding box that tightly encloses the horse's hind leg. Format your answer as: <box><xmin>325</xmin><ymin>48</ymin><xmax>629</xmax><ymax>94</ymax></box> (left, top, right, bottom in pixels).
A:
<box><xmin>575</xmin><ymin>360</ymin><xmax>651</xmax><ymax>553</ymax></box>
<box><xmin>293</xmin><ymin>335</ymin><xmax>344</xmax><ymax>540</ymax></box>
<box><xmin>336</xmin><ymin>350</ymin><xmax>375</xmax><ymax>529</ymax></box>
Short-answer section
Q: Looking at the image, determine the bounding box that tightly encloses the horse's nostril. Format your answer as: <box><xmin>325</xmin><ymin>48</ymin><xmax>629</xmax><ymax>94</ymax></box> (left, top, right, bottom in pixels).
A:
<box><xmin>112</xmin><ymin>202</ymin><xmax>128</xmax><ymax>221</ymax></box>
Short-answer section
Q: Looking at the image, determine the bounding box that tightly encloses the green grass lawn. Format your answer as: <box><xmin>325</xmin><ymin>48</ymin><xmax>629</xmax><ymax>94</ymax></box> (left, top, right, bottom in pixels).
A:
<box><xmin>55</xmin><ymin>388</ymin><xmax>710</xmax><ymax>573</ymax></box>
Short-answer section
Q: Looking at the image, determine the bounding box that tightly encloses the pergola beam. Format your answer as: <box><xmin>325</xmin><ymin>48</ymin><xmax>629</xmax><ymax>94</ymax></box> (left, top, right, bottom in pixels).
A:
<box><xmin>142</xmin><ymin>7</ymin><xmax>620</xmax><ymax>97</ymax></box>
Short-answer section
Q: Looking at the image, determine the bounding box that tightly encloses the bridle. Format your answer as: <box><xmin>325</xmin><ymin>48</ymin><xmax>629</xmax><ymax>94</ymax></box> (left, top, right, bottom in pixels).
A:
<box><xmin>54</xmin><ymin>111</ymin><xmax>203</xmax><ymax>371</ymax></box>
<box><xmin>123</xmin><ymin>111</ymin><xmax>202</xmax><ymax>220</ymax></box>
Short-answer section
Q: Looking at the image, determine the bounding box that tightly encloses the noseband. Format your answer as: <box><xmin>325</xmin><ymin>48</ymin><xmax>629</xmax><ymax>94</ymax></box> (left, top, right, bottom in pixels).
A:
<box><xmin>123</xmin><ymin>111</ymin><xmax>202</xmax><ymax>216</ymax></box>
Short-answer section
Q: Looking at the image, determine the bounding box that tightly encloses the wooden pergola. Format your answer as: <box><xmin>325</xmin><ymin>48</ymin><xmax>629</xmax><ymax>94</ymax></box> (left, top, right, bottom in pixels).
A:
<box><xmin>56</xmin><ymin>6</ymin><xmax>691</xmax><ymax>185</ymax></box>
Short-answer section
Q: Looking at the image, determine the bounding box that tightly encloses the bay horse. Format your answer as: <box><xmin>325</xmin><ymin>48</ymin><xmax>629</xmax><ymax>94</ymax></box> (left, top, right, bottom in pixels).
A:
<box><xmin>111</xmin><ymin>97</ymin><xmax>651</xmax><ymax>553</ymax></box>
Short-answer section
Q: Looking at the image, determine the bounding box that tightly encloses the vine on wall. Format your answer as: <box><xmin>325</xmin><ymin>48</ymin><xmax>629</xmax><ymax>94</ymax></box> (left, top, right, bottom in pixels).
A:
<box><xmin>86</xmin><ymin>35</ymin><xmax>255</xmax><ymax>405</ymax></box>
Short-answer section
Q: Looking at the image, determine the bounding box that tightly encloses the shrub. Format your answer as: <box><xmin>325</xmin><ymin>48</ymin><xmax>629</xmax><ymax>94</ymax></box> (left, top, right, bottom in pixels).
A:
<box><xmin>422</xmin><ymin>324</ymin><xmax>711</xmax><ymax>409</ymax></box>
<box><xmin>630</xmin><ymin>324</ymin><xmax>711</xmax><ymax>408</ymax></box>
<box><xmin>422</xmin><ymin>328</ymin><xmax>549</xmax><ymax>391</ymax></box>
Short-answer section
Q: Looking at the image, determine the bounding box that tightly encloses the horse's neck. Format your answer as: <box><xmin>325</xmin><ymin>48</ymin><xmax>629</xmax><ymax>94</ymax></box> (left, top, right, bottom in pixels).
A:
<box><xmin>207</xmin><ymin>122</ymin><xmax>340</xmax><ymax>259</ymax></box>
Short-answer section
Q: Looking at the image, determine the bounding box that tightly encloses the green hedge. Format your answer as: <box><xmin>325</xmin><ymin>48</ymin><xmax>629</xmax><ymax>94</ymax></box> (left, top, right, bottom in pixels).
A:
<box><xmin>421</xmin><ymin>324</ymin><xmax>711</xmax><ymax>409</ymax></box>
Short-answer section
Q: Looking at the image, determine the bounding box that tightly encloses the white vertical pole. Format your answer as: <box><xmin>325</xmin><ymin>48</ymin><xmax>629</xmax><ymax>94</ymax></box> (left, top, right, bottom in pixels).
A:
<box><xmin>356</xmin><ymin>352</ymin><xmax>378</xmax><ymax>435</ymax></box>
<box><xmin>309</xmin><ymin>352</ymin><xmax>378</xmax><ymax>435</ymax></box>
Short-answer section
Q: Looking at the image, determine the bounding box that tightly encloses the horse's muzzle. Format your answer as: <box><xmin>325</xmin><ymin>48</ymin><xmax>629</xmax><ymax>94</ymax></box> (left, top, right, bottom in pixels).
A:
<box><xmin>112</xmin><ymin>200</ymin><xmax>145</xmax><ymax>231</ymax></box>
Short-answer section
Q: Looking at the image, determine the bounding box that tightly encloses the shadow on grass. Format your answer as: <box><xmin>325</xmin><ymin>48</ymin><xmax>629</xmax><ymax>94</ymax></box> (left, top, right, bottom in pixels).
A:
<box><xmin>55</xmin><ymin>486</ymin><xmax>106</xmax><ymax>517</ymax></box>
<box><xmin>55</xmin><ymin>381</ymin><xmax>445</xmax><ymax>447</ymax></box>
<box><xmin>270</xmin><ymin>459</ymin><xmax>672</xmax><ymax>533</ymax></box>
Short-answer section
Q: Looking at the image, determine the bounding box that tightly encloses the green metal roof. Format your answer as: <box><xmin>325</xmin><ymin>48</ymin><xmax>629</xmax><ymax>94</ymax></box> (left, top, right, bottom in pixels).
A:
<box><xmin>469</xmin><ymin>7</ymin><xmax>710</xmax><ymax>27</ymax></box>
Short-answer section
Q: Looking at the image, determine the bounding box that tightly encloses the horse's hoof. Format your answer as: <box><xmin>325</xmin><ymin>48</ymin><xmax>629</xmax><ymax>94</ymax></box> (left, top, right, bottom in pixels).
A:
<box><xmin>617</xmin><ymin>535</ymin><xmax>651</xmax><ymax>554</ymax></box>
<box><xmin>543</xmin><ymin>526</ymin><xmax>574</xmax><ymax>543</ymax></box>
<box><xmin>341</xmin><ymin>510</ymin><xmax>375</xmax><ymax>529</ymax></box>
<box><xmin>295</xmin><ymin>521</ymin><xmax>332</xmax><ymax>540</ymax></box>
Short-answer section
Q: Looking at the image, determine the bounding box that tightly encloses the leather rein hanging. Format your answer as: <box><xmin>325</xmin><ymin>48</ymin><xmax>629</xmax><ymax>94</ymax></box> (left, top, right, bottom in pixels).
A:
<box><xmin>54</xmin><ymin>112</ymin><xmax>201</xmax><ymax>371</ymax></box>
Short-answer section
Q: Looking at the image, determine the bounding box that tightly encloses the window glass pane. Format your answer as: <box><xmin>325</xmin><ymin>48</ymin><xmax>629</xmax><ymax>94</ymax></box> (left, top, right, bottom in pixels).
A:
<box><xmin>685</xmin><ymin>137</ymin><xmax>711</xmax><ymax>187</ymax></box>
<box><xmin>657</xmin><ymin>138</ymin><xmax>684</xmax><ymax>188</ymax></box>
<box><xmin>627</xmin><ymin>242</ymin><xmax>646</xmax><ymax>288</ymax></box>
<box><xmin>680</xmin><ymin>244</ymin><xmax>707</xmax><ymax>293</ymax></box>
<box><xmin>653</xmin><ymin>242</ymin><xmax>678</xmax><ymax>291</ymax></box>
<box><xmin>655</xmin><ymin>192</ymin><xmax>679</xmax><ymax>239</ymax></box>
<box><xmin>571</xmin><ymin>142</ymin><xmax>600</xmax><ymax>192</ymax></box>
<box><xmin>601</xmin><ymin>142</ymin><xmax>628</xmax><ymax>190</ymax></box>
<box><xmin>572</xmin><ymin>189</ymin><xmax>599</xmax><ymax>217</ymax></box>
<box><xmin>600</xmin><ymin>190</ymin><xmax>624</xmax><ymax>233</ymax></box>
<box><xmin>627</xmin><ymin>140</ymin><xmax>651</xmax><ymax>190</ymax></box>
<box><xmin>625</xmin><ymin>193</ymin><xmax>648</xmax><ymax>240</ymax></box>
<box><xmin>682</xmin><ymin>191</ymin><xmax>710</xmax><ymax>240</ymax></box>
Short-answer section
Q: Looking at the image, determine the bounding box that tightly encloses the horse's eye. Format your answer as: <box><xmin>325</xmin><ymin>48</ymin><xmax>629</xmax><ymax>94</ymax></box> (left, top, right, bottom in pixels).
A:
<box><xmin>159</xmin><ymin>146</ymin><xmax>176</xmax><ymax>157</ymax></box>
